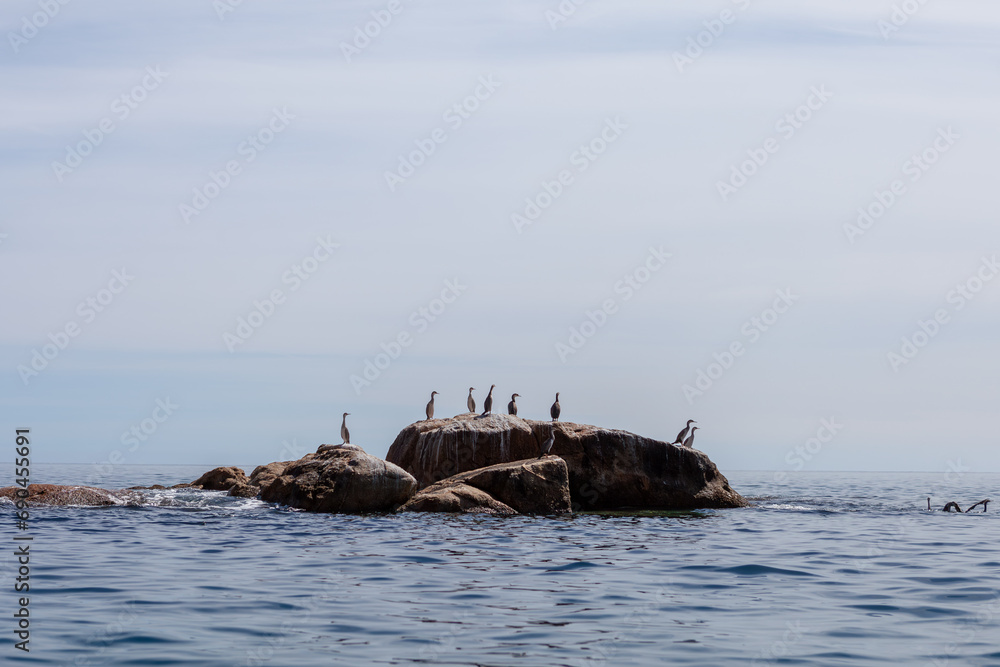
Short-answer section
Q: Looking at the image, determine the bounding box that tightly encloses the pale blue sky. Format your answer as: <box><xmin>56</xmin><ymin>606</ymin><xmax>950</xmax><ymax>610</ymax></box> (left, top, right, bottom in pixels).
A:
<box><xmin>2</xmin><ymin>0</ymin><xmax>999</xmax><ymax>477</ymax></box>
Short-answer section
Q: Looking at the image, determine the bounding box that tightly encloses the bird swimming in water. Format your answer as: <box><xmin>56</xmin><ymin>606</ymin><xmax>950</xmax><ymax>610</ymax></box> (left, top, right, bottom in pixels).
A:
<box><xmin>508</xmin><ymin>393</ymin><xmax>519</xmax><ymax>416</ymax></box>
<box><xmin>340</xmin><ymin>412</ymin><xmax>350</xmax><ymax>444</ymax></box>
<box><xmin>550</xmin><ymin>392</ymin><xmax>560</xmax><ymax>421</ymax></box>
<box><xmin>467</xmin><ymin>387</ymin><xmax>476</xmax><ymax>413</ymax></box>
<box><xmin>672</xmin><ymin>419</ymin><xmax>696</xmax><ymax>445</ymax></box>
<box><xmin>538</xmin><ymin>426</ymin><xmax>555</xmax><ymax>458</ymax></box>
<box><xmin>425</xmin><ymin>391</ymin><xmax>438</xmax><ymax>420</ymax></box>
<box><xmin>481</xmin><ymin>385</ymin><xmax>495</xmax><ymax>416</ymax></box>
<box><xmin>682</xmin><ymin>426</ymin><xmax>699</xmax><ymax>449</ymax></box>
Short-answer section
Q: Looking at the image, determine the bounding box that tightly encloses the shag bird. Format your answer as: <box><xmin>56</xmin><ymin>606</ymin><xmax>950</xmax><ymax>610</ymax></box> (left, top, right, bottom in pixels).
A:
<box><xmin>425</xmin><ymin>391</ymin><xmax>438</xmax><ymax>420</ymax></box>
<box><xmin>539</xmin><ymin>426</ymin><xmax>555</xmax><ymax>458</ymax></box>
<box><xmin>481</xmin><ymin>385</ymin><xmax>495</xmax><ymax>416</ymax></box>
<box><xmin>340</xmin><ymin>412</ymin><xmax>350</xmax><ymax>444</ymax></box>
<box><xmin>467</xmin><ymin>387</ymin><xmax>476</xmax><ymax>413</ymax></box>
<box><xmin>672</xmin><ymin>419</ymin><xmax>696</xmax><ymax>445</ymax></box>
<box><xmin>508</xmin><ymin>393</ymin><xmax>520</xmax><ymax>416</ymax></box>
<box><xmin>550</xmin><ymin>393</ymin><xmax>561</xmax><ymax>421</ymax></box>
<box><xmin>682</xmin><ymin>426</ymin><xmax>699</xmax><ymax>449</ymax></box>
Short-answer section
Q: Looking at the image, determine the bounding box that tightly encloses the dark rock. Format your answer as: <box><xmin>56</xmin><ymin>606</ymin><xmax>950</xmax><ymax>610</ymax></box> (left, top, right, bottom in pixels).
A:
<box><xmin>401</xmin><ymin>483</ymin><xmax>516</xmax><ymax>515</ymax></box>
<box><xmin>249</xmin><ymin>460</ymin><xmax>301</xmax><ymax>491</ymax></box>
<box><xmin>0</xmin><ymin>484</ymin><xmax>139</xmax><ymax>506</ymax></box>
<box><xmin>228</xmin><ymin>482</ymin><xmax>260</xmax><ymax>498</ymax></box>
<box><xmin>399</xmin><ymin>457</ymin><xmax>570</xmax><ymax>515</ymax></box>
<box><xmin>386</xmin><ymin>413</ymin><xmax>747</xmax><ymax>511</ymax></box>
<box><xmin>190</xmin><ymin>466</ymin><xmax>248</xmax><ymax>492</ymax></box>
<box><xmin>260</xmin><ymin>444</ymin><xmax>417</xmax><ymax>513</ymax></box>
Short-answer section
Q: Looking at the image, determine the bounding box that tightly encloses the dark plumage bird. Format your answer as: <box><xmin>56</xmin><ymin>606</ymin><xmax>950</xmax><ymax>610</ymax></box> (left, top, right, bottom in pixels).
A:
<box><xmin>425</xmin><ymin>391</ymin><xmax>438</xmax><ymax>420</ymax></box>
<box><xmin>508</xmin><ymin>393</ymin><xmax>519</xmax><ymax>416</ymax></box>
<box><xmin>481</xmin><ymin>385</ymin><xmax>495</xmax><ymax>416</ymax></box>
<box><xmin>672</xmin><ymin>419</ymin><xmax>696</xmax><ymax>445</ymax></box>
<box><xmin>550</xmin><ymin>392</ymin><xmax>561</xmax><ymax>421</ymax></box>
<box><xmin>467</xmin><ymin>387</ymin><xmax>476</xmax><ymax>413</ymax></box>
<box><xmin>539</xmin><ymin>426</ymin><xmax>555</xmax><ymax>458</ymax></box>
<box><xmin>340</xmin><ymin>412</ymin><xmax>350</xmax><ymax>444</ymax></box>
<box><xmin>682</xmin><ymin>426</ymin><xmax>699</xmax><ymax>449</ymax></box>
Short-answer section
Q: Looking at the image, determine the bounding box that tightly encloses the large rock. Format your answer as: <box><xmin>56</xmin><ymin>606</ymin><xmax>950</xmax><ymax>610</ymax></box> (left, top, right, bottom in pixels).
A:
<box><xmin>401</xmin><ymin>483</ymin><xmax>516</xmax><ymax>515</ymax></box>
<box><xmin>260</xmin><ymin>444</ymin><xmax>417</xmax><ymax>513</ymax></box>
<box><xmin>399</xmin><ymin>457</ymin><xmax>571</xmax><ymax>515</ymax></box>
<box><xmin>191</xmin><ymin>466</ymin><xmax>248</xmax><ymax>492</ymax></box>
<box><xmin>386</xmin><ymin>413</ymin><xmax>747</xmax><ymax>511</ymax></box>
<box><xmin>0</xmin><ymin>484</ymin><xmax>139</xmax><ymax>506</ymax></box>
<box><xmin>249</xmin><ymin>460</ymin><xmax>300</xmax><ymax>491</ymax></box>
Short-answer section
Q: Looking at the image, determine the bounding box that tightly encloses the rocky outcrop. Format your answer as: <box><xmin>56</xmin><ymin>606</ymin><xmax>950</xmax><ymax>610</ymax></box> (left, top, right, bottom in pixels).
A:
<box><xmin>386</xmin><ymin>413</ymin><xmax>747</xmax><ymax>511</ymax></box>
<box><xmin>401</xmin><ymin>483</ymin><xmax>517</xmax><ymax>515</ymax></box>
<box><xmin>227</xmin><ymin>482</ymin><xmax>260</xmax><ymax>498</ymax></box>
<box><xmin>260</xmin><ymin>444</ymin><xmax>417</xmax><ymax>513</ymax></box>
<box><xmin>399</xmin><ymin>457</ymin><xmax>571</xmax><ymax>515</ymax></box>
<box><xmin>0</xmin><ymin>484</ymin><xmax>139</xmax><ymax>506</ymax></box>
<box><xmin>191</xmin><ymin>466</ymin><xmax>249</xmax><ymax>492</ymax></box>
<box><xmin>249</xmin><ymin>460</ymin><xmax>300</xmax><ymax>491</ymax></box>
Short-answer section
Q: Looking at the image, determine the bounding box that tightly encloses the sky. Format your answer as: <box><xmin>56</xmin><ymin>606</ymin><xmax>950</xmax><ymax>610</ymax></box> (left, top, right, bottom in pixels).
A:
<box><xmin>2</xmin><ymin>0</ymin><xmax>999</xmax><ymax>479</ymax></box>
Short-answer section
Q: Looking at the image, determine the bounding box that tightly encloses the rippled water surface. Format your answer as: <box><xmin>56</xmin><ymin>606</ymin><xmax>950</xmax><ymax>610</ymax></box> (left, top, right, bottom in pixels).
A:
<box><xmin>6</xmin><ymin>466</ymin><xmax>999</xmax><ymax>666</ymax></box>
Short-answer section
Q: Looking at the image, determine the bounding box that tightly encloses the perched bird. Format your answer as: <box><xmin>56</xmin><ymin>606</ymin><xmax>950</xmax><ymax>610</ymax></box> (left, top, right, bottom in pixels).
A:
<box><xmin>672</xmin><ymin>419</ymin><xmax>697</xmax><ymax>445</ymax></box>
<box><xmin>539</xmin><ymin>426</ymin><xmax>555</xmax><ymax>458</ymax></box>
<box><xmin>481</xmin><ymin>385</ymin><xmax>495</xmax><ymax>416</ymax></box>
<box><xmin>550</xmin><ymin>392</ymin><xmax>561</xmax><ymax>421</ymax></box>
<box><xmin>508</xmin><ymin>393</ymin><xmax>520</xmax><ymax>416</ymax></box>
<box><xmin>340</xmin><ymin>412</ymin><xmax>350</xmax><ymax>444</ymax></box>
<box><xmin>467</xmin><ymin>387</ymin><xmax>476</xmax><ymax>413</ymax></box>
<box><xmin>681</xmin><ymin>426</ymin><xmax>699</xmax><ymax>449</ymax></box>
<box><xmin>425</xmin><ymin>391</ymin><xmax>438</xmax><ymax>420</ymax></box>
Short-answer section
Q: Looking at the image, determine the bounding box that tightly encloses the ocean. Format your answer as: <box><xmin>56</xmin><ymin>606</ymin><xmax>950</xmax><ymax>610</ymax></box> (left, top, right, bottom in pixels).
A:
<box><xmin>5</xmin><ymin>465</ymin><xmax>998</xmax><ymax>666</ymax></box>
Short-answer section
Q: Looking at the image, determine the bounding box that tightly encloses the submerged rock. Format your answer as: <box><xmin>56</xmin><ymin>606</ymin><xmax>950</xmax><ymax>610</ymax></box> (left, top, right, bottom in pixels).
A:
<box><xmin>260</xmin><ymin>444</ymin><xmax>417</xmax><ymax>513</ymax></box>
<box><xmin>0</xmin><ymin>484</ymin><xmax>139</xmax><ymax>506</ymax></box>
<box><xmin>190</xmin><ymin>466</ymin><xmax>249</xmax><ymax>492</ymax></box>
<box><xmin>386</xmin><ymin>413</ymin><xmax>746</xmax><ymax>511</ymax></box>
<box><xmin>399</xmin><ymin>456</ymin><xmax>571</xmax><ymax>515</ymax></box>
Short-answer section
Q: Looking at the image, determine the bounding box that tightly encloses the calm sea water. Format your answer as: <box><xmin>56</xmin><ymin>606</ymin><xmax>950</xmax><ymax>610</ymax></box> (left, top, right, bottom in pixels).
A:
<box><xmin>4</xmin><ymin>465</ymin><xmax>998</xmax><ymax>666</ymax></box>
